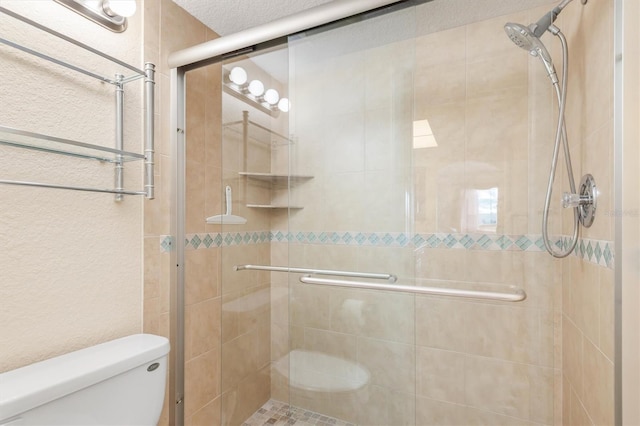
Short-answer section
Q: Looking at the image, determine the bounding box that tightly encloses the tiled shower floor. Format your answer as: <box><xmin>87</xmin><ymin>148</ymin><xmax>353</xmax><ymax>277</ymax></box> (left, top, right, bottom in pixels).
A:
<box><xmin>243</xmin><ymin>399</ymin><xmax>354</xmax><ymax>426</ymax></box>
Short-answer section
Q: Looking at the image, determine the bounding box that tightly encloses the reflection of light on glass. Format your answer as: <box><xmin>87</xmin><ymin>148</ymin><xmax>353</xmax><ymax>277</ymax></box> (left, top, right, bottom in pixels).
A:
<box><xmin>264</xmin><ymin>89</ymin><xmax>280</xmax><ymax>105</ymax></box>
<box><xmin>413</xmin><ymin>119</ymin><xmax>438</xmax><ymax>149</ymax></box>
<box><xmin>467</xmin><ymin>187</ymin><xmax>498</xmax><ymax>232</ymax></box>
<box><xmin>248</xmin><ymin>80</ymin><xmax>264</xmax><ymax>97</ymax></box>
<box><xmin>278</xmin><ymin>98</ymin><xmax>290</xmax><ymax>112</ymax></box>
<box><xmin>228</xmin><ymin>67</ymin><xmax>248</xmax><ymax>85</ymax></box>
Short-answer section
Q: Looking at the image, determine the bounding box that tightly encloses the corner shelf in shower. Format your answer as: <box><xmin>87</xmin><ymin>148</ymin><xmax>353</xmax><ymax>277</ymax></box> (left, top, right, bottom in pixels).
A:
<box><xmin>239</xmin><ymin>172</ymin><xmax>314</xmax><ymax>187</ymax></box>
<box><xmin>223</xmin><ymin>118</ymin><xmax>293</xmax><ymax>147</ymax></box>
<box><xmin>228</xmin><ymin>111</ymin><xmax>313</xmax><ymax>209</ymax></box>
<box><xmin>0</xmin><ymin>6</ymin><xmax>155</xmax><ymax>199</ymax></box>
<box><xmin>246</xmin><ymin>204</ymin><xmax>304</xmax><ymax>210</ymax></box>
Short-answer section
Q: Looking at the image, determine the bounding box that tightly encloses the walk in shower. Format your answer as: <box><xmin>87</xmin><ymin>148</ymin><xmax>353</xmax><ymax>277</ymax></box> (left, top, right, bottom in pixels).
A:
<box><xmin>168</xmin><ymin>0</ymin><xmax>617</xmax><ymax>424</ymax></box>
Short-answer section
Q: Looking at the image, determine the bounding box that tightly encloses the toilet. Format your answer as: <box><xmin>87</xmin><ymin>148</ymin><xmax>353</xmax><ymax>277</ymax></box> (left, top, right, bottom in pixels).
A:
<box><xmin>0</xmin><ymin>334</ymin><xmax>169</xmax><ymax>426</ymax></box>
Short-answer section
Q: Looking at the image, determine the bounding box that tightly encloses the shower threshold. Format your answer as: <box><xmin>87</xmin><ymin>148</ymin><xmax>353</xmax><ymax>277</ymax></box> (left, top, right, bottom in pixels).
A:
<box><xmin>243</xmin><ymin>399</ymin><xmax>354</xmax><ymax>426</ymax></box>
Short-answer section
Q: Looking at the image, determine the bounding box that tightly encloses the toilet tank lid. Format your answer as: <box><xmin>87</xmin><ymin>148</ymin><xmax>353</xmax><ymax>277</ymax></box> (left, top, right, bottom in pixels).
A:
<box><xmin>0</xmin><ymin>334</ymin><xmax>169</xmax><ymax>421</ymax></box>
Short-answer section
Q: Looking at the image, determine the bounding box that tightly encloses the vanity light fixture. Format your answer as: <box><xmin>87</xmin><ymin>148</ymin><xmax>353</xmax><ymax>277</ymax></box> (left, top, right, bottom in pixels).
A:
<box><xmin>264</xmin><ymin>89</ymin><xmax>280</xmax><ymax>105</ymax></box>
<box><xmin>277</xmin><ymin>98</ymin><xmax>291</xmax><ymax>113</ymax></box>
<box><xmin>247</xmin><ymin>80</ymin><xmax>265</xmax><ymax>97</ymax></box>
<box><xmin>223</xmin><ymin>66</ymin><xmax>290</xmax><ymax>115</ymax></box>
<box><xmin>54</xmin><ymin>0</ymin><xmax>137</xmax><ymax>33</ymax></box>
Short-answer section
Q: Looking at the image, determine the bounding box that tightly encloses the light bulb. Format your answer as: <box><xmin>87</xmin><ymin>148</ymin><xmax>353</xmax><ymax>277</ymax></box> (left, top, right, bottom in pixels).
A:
<box><xmin>278</xmin><ymin>98</ymin><xmax>290</xmax><ymax>112</ymax></box>
<box><xmin>102</xmin><ymin>0</ymin><xmax>137</xmax><ymax>17</ymax></box>
<box><xmin>228</xmin><ymin>67</ymin><xmax>247</xmax><ymax>85</ymax></box>
<box><xmin>248</xmin><ymin>80</ymin><xmax>264</xmax><ymax>97</ymax></box>
<box><xmin>264</xmin><ymin>89</ymin><xmax>280</xmax><ymax>105</ymax></box>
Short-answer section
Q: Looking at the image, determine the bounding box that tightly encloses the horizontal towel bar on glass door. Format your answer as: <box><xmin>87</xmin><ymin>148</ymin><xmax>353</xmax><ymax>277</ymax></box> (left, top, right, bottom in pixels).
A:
<box><xmin>299</xmin><ymin>275</ymin><xmax>527</xmax><ymax>302</ymax></box>
<box><xmin>233</xmin><ymin>264</ymin><xmax>397</xmax><ymax>283</ymax></box>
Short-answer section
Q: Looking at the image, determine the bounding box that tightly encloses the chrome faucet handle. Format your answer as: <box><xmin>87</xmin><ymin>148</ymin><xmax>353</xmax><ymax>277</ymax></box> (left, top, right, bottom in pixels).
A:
<box><xmin>562</xmin><ymin>174</ymin><xmax>597</xmax><ymax>227</ymax></box>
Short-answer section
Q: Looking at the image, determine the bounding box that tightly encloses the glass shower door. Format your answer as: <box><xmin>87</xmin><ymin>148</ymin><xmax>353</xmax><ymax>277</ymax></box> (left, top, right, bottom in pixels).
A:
<box><xmin>277</xmin><ymin>2</ymin><xmax>559</xmax><ymax>425</ymax></box>
<box><xmin>279</xmin><ymin>8</ymin><xmax>419</xmax><ymax>424</ymax></box>
<box><xmin>208</xmin><ymin>2</ymin><xmax>560</xmax><ymax>424</ymax></box>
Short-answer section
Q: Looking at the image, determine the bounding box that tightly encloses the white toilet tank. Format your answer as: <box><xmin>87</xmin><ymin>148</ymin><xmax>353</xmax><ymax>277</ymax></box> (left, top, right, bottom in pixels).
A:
<box><xmin>0</xmin><ymin>334</ymin><xmax>169</xmax><ymax>426</ymax></box>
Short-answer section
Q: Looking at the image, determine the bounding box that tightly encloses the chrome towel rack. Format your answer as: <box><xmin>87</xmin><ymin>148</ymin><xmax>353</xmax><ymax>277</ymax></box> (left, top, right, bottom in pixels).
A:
<box><xmin>234</xmin><ymin>264</ymin><xmax>527</xmax><ymax>302</ymax></box>
<box><xmin>234</xmin><ymin>264</ymin><xmax>397</xmax><ymax>282</ymax></box>
<box><xmin>0</xmin><ymin>6</ymin><xmax>155</xmax><ymax>200</ymax></box>
<box><xmin>299</xmin><ymin>275</ymin><xmax>527</xmax><ymax>302</ymax></box>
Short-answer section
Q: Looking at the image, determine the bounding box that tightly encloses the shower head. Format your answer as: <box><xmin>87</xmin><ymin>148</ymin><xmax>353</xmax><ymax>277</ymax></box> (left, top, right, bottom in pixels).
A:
<box><xmin>504</xmin><ymin>22</ymin><xmax>553</xmax><ymax>63</ymax></box>
<box><xmin>504</xmin><ymin>0</ymin><xmax>575</xmax><ymax>61</ymax></box>
<box><xmin>504</xmin><ymin>22</ymin><xmax>558</xmax><ymax>84</ymax></box>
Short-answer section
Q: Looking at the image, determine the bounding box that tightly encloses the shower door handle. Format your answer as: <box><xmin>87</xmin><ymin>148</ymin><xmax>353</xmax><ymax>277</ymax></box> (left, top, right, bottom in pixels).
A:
<box><xmin>299</xmin><ymin>275</ymin><xmax>527</xmax><ymax>302</ymax></box>
<box><xmin>234</xmin><ymin>264</ymin><xmax>397</xmax><ymax>282</ymax></box>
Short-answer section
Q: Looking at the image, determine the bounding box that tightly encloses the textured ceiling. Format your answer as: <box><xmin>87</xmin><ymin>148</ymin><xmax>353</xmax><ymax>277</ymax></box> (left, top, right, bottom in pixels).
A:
<box><xmin>172</xmin><ymin>0</ymin><xmax>559</xmax><ymax>37</ymax></box>
<box><xmin>171</xmin><ymin>0</ymin><xmax>335</xmax><ymax>36</ymax></box>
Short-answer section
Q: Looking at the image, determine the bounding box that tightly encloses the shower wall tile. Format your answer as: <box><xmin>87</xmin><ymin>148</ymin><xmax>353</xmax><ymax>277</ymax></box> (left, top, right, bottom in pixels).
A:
<box><xmin>466</xmin><ymin>12</ymin><xmax>529</xmax><ymax>61</ymax></box>
<box><xmin>365</xmin><ymin>42</ymin><xmax>413</xmax><ymax>112</ymax></box>
<box><xmin>466</xmin><ymin>52</ymin><xmax>528</xmax><ymax>99</ymax></box>
<box><xmin>329</xmin><ymin>287</ymin><xmax>415</xmax><ymax>344</ymax></box>
<box><xmin>415</xmin><ymin>26</ymin><xmax>466</xmax><ymax>70</ymax></box>
<box><xmin>599</xmin><ymin>267</ymin><xmax>615</xmax><ymax>361</ymax></box>
<box><xmin>363</xmin><ymin>107</ymin><xmax>395</xmax><ymax>171</ymax></box>
<box><xmin>562</xmin><ymin>315</ymin><xmax>584</xmax><ymax>399</ymax></box>
<box><xmin>185</xmin><ymin>296</ymin><xmax>221</xmax><ymax>361</ymax></box>
<box><xmin>416</xmin><ymin>296</ymin><xmax>551</xmax><ymax>367</ymax></box>
<box><xmin>416</xmin><ymin>347</ymin><xmax>465</xmax><ymax>404</ymax></box>
<box><xmin>221</xmin><ymin>328</ymin><xmax>261</xmax><ymax>392</ymax></box>
<box><xmin>221</xmin><ymin>284</ymin><xmax>270</xmax><ymax>343</ymax></box>
<box><xmin>416</xmin><ymin>297</ymin><xmax>468</xmax><ymax>352</ymax></box>
<box><xmin>290</xmin><ymin>281</ymin><xmax>332</xmax><ymax>330</ymax></box>
<box><xmin>186</xmin><ymin>397</ymin><xmax>221</xmax><ymax>426</ymax></box>
<box><xmin>415</xmin><ymin>396</ymin><xmax>541</xmax><ymax>426</ymax></box>
<box><xmin>414</xmin><ymin>62</ymin><xmax>467</xmax><ymax>107</ymax></box>
<box><xmin>583</xmin><ymin>337</ymin><xmax>615</xmax><ymax>426</ymax></box>
<box><xmin>302</xmin><ymin>328</ymin><xmax>358</xmax><ymax>361</ymax></box>
<box><xmin>184</xmin><ymin>248</ymin><xmax>218</xmax><ymax>305</ymax></box>
<box><xmin>573</xmin><ymin>259</ymin><xmax>601</xmax><ymax>345</ymax></box>
<box><xmin>582</xmin><ymin>121</ymin><xmax>613</xmax><ymax>241</ymax></box>
<box><xmin>159</xmin><ymin>0</ymin><xmax>207</xmax><ymax>75</ymax></box>
<box><xmin>322</xmin><ymin>52</ymin><xmax>366</xmax><ymax>116</ymax></box>
<box><xmin>356</xmin><ymin>337</ymin><xmax>416</xmax><ymax>393</ymax></box>
<box><xmin>184</xmin><ymin>347</ymin><xmax>221</xmax><ymax>418</ymax></box>
<box><xmin>570</xmin><ymin>386</ymin><xmax>593</xmax><ymax>426</ymax></box>
<box><xmin>222</xmin><ymin>366</ymin><xmax>271</xmax><ymax>426</ymax></box>
<box><xmin>464</xmin><ymin>356</ymin><xmax>532</xmax><ymax>420</ymax></box>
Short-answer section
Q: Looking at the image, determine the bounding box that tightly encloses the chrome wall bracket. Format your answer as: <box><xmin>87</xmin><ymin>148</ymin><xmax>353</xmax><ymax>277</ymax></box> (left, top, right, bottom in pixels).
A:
<box><xmin>562</xmin><ymin>173</ymin><xmax>597</xmax><ymax>227</ymax></box>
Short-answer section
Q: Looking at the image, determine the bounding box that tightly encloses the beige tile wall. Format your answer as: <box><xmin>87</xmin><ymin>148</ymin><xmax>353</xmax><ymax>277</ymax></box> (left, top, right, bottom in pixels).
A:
<box><xmin>560</xmin><ymin>1</ymin><xmax>615</xmax><ymax>424</ymax></box>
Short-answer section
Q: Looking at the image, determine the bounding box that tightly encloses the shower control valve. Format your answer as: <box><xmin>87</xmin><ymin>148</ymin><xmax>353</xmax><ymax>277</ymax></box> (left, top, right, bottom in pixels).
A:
<box><xmin>561</xmin><ymin>174</ymin><xmax>597</xmax><ymax>228</ymax></box>
<box><xmin>562</xmin><ymin>192</ymin><xmax>591</xmax><ymax>208</ymax></box>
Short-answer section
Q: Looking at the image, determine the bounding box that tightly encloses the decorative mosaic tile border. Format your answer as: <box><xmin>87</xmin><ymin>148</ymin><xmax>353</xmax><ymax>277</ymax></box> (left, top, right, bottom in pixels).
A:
<box><xmin>160</xmin><ymin>232</ymin><xmax>614</xmax><ymax>269</ymax></box>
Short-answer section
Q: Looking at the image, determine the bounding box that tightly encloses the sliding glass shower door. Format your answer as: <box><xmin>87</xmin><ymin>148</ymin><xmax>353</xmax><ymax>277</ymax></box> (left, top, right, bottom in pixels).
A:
<box><xmin>197</xmin><ymin>2</ymin><xmax>561</xmax><ymax>424</ymax></box>
<box><xmin>277</xmin><ymin>7</ymin><xmax>419</xmax><ymax>424</ymax></box>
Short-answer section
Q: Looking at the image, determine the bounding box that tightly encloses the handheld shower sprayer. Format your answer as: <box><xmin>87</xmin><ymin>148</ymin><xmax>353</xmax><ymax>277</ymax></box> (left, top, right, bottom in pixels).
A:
<box><xmin>503</xmin><ymin>0</ymin><xmax>596</xmax><ymax>258</ymax></box>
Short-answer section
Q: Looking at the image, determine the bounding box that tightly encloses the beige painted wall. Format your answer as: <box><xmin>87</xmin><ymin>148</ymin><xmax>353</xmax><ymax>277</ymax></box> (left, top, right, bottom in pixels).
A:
<box><xmin>0</xmin><ymin>1</ymin><xmax>145</xmax><ymax>373</ymax></box>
